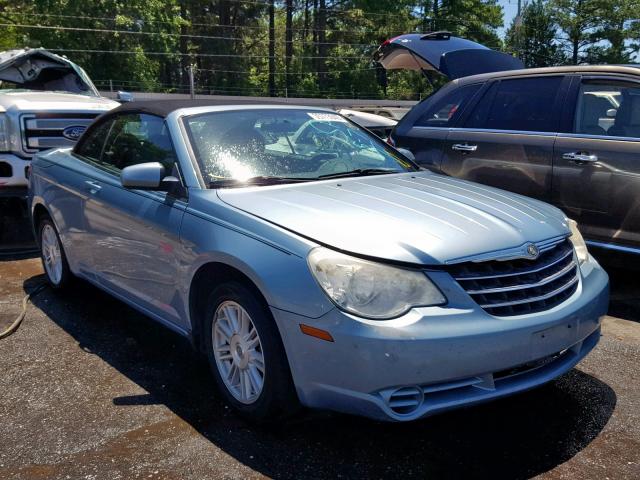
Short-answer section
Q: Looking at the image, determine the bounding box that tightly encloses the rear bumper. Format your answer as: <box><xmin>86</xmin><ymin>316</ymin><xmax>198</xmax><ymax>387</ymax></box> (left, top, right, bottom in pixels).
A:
<box><xmin>0</xmin><ymin>154</ymin><xmax>30</xmax><ymax>190</ymax></box>
<box><xmin>272</xmin><ymin>260</ymin><xmax>609</xmax><ymax>421</ymax></box>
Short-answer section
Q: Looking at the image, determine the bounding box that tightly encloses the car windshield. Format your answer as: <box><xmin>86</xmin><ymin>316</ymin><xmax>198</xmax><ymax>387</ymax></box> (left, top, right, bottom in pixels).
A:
<box><xmin>183</xmin><ymin>108</ymin><xmax>417</xmax><ymax>187</ymax></box>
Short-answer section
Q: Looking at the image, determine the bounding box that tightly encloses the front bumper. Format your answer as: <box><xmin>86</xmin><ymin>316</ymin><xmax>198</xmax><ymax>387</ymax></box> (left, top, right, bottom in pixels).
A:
<box><xmin>272</xmin><ymin>260</ymin><xmax>609</xmax><ymax>421</ymax></box>
<box><xmin>0</xmin><ymin>153</ymin><xmax>30</xmax><ymax>191</ymax></box>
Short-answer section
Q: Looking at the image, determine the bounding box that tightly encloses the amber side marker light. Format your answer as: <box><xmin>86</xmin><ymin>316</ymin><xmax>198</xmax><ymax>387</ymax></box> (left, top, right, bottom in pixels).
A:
<box><xmin>299</xmin><ymin>324</ymin><xmax>334</xmax><ymax>342</ymax></box>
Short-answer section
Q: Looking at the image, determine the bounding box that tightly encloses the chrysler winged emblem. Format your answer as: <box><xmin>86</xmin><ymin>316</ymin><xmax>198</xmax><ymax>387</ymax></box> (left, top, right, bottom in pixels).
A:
<box><xmin>526</xmin><ymin>243</ymin><xmax>539</xmax><ymax>259</ymax></box>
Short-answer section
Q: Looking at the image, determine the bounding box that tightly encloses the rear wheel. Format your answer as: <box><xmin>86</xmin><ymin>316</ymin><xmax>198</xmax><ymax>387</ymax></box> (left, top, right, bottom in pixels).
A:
<box><xmin>204</xmin><ymin>281</ymin><xmax>298</xmax><ymax>422</ymax></box>
<box><xmin>38</xmin><ymin>218</ymin><xmax>72</xmax><ymax>289</ymax></box>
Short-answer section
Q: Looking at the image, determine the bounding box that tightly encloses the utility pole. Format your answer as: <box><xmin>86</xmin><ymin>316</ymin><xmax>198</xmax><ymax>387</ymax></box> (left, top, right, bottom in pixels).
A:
<box><xmin>514</xmin><ymin>0</ymin><xmax>524</xmax><ymax>62</ymax></box>
<box><xmin>188</xmin><ymin>64</ymin><xmax>195</xmax><ymax>99</ymax></box>
<box><xmin>515</xmin><ymin>0</ymin><xmax>523</xmax><ymax>27</ymax></box>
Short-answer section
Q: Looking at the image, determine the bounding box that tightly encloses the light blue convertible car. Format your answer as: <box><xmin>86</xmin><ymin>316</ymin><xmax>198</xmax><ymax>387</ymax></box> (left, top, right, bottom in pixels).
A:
<box><xmin>29</xmin><ymin>100</ymin><xmax>609</xmax><ymax>422</ymax></box>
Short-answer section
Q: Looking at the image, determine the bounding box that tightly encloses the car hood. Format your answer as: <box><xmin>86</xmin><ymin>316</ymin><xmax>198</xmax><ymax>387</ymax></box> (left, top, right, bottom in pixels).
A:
<box><xmin>337</xmin><ymin>109</ymin><xmax>398</xmax><ymax>128</ymax></box>
<box><xmin>374</xmin><ymin>32</ymin><xmax>524</xmax><ymax>80</ymax></box>
<box><xmin>0</xmin><ymin>90</ymin><xmax>118</xmax><ymax>112</ymax></box>
<box><xmin>217</xmin><ymin>172</ymin><xmax>570</xmax><ymax>265</ymax></box>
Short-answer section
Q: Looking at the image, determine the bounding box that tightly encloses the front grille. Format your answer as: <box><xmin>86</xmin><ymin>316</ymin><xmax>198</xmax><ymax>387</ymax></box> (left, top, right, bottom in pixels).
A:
<box><xmin>448</xmin><ymin>239</ymin><xmax>578</xmax><ymax>317</ymax></box>
<box><xmin>21</xmin><ymin>113</ymin><xmax>99</xmax><ymax>152</ymax></box>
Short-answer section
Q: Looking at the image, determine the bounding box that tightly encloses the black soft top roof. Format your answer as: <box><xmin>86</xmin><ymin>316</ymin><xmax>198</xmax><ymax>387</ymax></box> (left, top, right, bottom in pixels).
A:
<box><xmin>110</xmin><ymin>98</ymin><xmax>299</xmax><ymax>118</ymax></box>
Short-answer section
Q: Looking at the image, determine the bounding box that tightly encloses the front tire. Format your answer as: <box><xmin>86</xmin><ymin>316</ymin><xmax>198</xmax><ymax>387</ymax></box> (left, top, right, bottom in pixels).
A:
<box><xmin>204</xmin><ymin>281</ymin><xmax>298</xmax><ymax>422</ymax></box>
<box><xmin>38</xmin><ymin>217</ymin><xmax>72</xmax><ymax>289</ymax></box>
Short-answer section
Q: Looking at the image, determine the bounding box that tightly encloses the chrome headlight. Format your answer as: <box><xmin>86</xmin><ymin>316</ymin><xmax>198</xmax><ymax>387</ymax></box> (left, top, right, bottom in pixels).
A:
<box><xmin>308</xmin><ymin>247</ymin><xmax>446</xmax><ymax>319</ymax></box>
<box><xmin>0</xmin><ymin>113</ymin><xmax>9</xmax><ymax>152</ymax></box>
<box><xmin>568</xmin><ymin>219</ymin><xmax>588</xmax><ymax>265</ymax></box>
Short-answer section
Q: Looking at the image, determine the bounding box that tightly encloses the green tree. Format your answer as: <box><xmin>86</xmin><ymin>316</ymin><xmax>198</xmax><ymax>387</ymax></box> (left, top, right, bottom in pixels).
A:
<box><xmin>550</xmin><ymin>0</ymin><xmax>602</xmax><ymax>64</ymax></box>
<box><xmin>583</xmin><ymin>0</ymin><xmax>640</xmax><ymax>64</ymax></box>
<box><xmin>505</xmin><ymin>0</ymin><xmax>566</xmax><ymax>67</ymax></box>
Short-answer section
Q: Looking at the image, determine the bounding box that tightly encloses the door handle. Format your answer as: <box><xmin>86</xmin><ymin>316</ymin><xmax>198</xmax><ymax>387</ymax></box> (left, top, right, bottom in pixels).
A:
<box><xmin>85</xmin><ymin>180</ymin><xmax>102</xmax><ymax>194</ymax></box>
<box><xmin>562</xmin><ymin>152</ymin><xmax>598</xmax><ymax>164</ymax></box>
<box><xmin>452</xmin><ymin>143</ymin><xmax>478</xmax><ymax>152</ymax></box>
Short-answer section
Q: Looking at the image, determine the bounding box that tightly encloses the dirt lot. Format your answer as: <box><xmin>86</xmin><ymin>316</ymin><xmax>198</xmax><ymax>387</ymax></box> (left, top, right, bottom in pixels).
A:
<box><xmin>0</xmin><ymin>249</ymin><xmax>639</xmax><ymax>479</ymax></box>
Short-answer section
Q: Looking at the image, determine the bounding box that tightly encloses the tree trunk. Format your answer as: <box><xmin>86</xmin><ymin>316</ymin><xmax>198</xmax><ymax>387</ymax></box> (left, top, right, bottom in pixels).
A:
<box><xmin>269</xmin><ymin>0</ymin><xmax>276</xmax><ymax>96</ymax></box>
<box><xmin>303</xmin><ymin>0</ymin><xmax>310</xmax><ymax>40</ymax></box>
<box><xmin>317</xmin><ymin>0</ymin><xmax>327</xmax><ymax>92</ymax></box>
<box><xmin>179</xmin><ymin>1</ymin><xmax>189</xmax><ymax>92</ymax></box>
<box><xmin>285</xmin><ymin>0</ymin><xmax>293</xmax><ymax>96</ymax></box>
<box><xmin>432</xmin><ymin>0</ymin><xmax>439</xmax><ymax>31</ymax></box>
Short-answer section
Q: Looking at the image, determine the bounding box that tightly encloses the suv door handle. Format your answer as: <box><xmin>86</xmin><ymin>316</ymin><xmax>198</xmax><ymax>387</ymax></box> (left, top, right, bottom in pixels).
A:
<box><xmin>562</xmin><ymin>152</ymin><xmax>598</xmax><ymax>164</ymax></box>
<box><xmin>85</xmin><ymin>180</ymin><xmax>102</xmax><ymax>194</ymax></box>
<box><xmin>452</xmin><ymin>143</ymin><xmax>478</xmax><ymax>152</ymax></box>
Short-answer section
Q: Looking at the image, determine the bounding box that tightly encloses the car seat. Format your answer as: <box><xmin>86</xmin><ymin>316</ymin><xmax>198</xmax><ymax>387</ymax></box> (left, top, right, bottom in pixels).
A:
<box><xmin>608</xmin><ymin>94</ymin><xmax>640</xmax><ymax>138</ymax></box>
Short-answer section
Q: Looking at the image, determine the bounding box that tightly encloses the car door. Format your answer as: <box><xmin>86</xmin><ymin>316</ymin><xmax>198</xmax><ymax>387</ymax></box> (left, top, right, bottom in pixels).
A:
<box><xmin>441</xmin><ymin>75</ymin><xmax>568</xmax><ymax>201</ymax></box>
<box><xmin>552</xmin><ymin>76</ymin><xmax>640</xmax><ymax>249</ymax></box>
<box><xmin>82</xmin><ymin>112</ymin><xmax>189</xmax><ymax>329</ymax></box>
<box><xmin>46</xmin><ymin>119</ymin><xmax>115</xmax><ymax>277</ymax></box>
<box><xmin>393</xmin><ymin>82</ymin><xmax>483</xmax><ymax>171</ymax></box>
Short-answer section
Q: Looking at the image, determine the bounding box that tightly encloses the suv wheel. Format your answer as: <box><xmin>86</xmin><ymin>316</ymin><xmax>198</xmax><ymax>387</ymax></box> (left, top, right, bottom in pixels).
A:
<box><xmin>204</xmin><ymin>281</ymin><xmax>298</xmax><ymax>422</ymax></box>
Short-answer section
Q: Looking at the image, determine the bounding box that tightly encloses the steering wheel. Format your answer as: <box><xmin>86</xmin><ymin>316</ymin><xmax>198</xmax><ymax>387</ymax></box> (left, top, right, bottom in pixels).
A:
<box><xmin>316</xmin><ymin>158</ymin><xmax>353</xmax><ymax>176</ymax></box>
<box><xmin>326</xmin><ymin>130</ymin><xmax>352</xmax><ymax>152</ymax></box>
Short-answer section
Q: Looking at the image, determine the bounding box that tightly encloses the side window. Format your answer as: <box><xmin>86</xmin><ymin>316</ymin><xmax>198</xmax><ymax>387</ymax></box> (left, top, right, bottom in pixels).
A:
<box><xmin>465</xmin><ymin>76</ymin><xmax>563</xmax><ymax>132</ymax></box>
<box><xmin>415</xmin><ymin>83</ymin><xmax>482</xmax><ymax>127</ymax></box>
<box><xmin>575</xmin><ymin>81</ymin><xmax>640</xmax><ymax>138</ymax></box>
<box><xmin>101</xmin><ymin>113</ymin><xmax>176</xmax><ymax>173</ymax></box>
<box><xmin>74</xmin><ymin>119</ymin><xmax>114</xmax><ymax>162</ymax></box>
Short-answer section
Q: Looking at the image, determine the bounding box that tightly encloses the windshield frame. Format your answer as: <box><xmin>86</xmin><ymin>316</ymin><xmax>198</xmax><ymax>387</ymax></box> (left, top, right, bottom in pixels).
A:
<box><xmin>181</xmin><ymin>107</ymin><xmax>420</xmax><ymax>189</ymax></box>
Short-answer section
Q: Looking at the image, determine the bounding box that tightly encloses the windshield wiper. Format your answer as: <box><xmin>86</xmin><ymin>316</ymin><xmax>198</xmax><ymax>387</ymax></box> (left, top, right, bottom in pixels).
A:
<box><xmin>209</xmin><ymin>176</ymin><xmax>313</xmax><ymax>188</ymax></box>
<box><xmin>316</xmin><ymin>168</ymin><xmax>403</xmax><ymax>179</ymax></box>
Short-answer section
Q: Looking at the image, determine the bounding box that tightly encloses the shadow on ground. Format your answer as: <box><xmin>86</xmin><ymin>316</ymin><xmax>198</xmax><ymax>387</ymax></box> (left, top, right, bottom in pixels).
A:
<box><xmin>25</xmin><ymin>274</ymin><xmax>617</xmax><ymax>479</ymax></box>
<box><xmin>0</xmin><ymin>196</ymin><xmax>37</xmax><ymax>258</ymax></box>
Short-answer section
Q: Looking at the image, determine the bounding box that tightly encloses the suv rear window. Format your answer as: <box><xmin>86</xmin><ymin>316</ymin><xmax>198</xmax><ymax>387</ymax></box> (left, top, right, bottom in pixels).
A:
<box><xmin>415</xmin><ymin>84</ymin><xmax>482</xmax><ymax>127</ymax></box>
<box><xmin>464</xmin><ymin>76</ymin><xmax>563</xmax><ymax>133</ymax></box>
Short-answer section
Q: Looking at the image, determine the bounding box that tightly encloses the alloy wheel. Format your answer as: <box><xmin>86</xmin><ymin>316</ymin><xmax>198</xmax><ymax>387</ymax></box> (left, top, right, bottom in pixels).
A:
<box><xmin>212</xmin><ymin>300</ymin><xmax>265</xmax><ymax>404</ymax></box>
<box><xmin>41</xmin><ymin>223</ymin><xmax>63</xmax><ymax>285</ymax></box>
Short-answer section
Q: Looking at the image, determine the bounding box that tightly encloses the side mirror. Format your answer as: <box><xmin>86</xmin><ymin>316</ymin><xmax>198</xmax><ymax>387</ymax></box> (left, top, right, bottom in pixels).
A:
<box><xmin>396</xmin><ymin>147</ymin><xmax>416</xmax><ymax>162</ymax></box>
<box><xmin>116</xmin><ymin>90</ymin><xmax>134</xmax><ymax>103</ymax></box>
<box><xmin>121</xmin><ymin>162</ymin><xmax>166</xmax><ymax>190</ymax></box>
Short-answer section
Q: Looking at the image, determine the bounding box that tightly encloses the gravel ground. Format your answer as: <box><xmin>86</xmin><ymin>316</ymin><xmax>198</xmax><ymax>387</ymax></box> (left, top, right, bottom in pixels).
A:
<box><xmin>0</xmin><ymin>255</ymin><xmax>639</xmax><ymax>480</ymax></box>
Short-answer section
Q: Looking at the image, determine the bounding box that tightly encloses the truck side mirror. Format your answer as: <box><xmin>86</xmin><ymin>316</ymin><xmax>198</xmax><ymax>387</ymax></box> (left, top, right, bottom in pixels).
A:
<box><xmin>116</xmin><ymin>91</ymin><xmax>134</xmax><ymax>103</ymax></box>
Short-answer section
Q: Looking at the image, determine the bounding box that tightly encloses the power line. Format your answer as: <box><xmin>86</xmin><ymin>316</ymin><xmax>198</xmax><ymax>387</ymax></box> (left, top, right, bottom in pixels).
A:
<box><xmin>195</xmin><ymin>67</ymin><xmax>378</xmax><ymax>75</ymax></box>
<box><xmin>49</xmin><ymin>48</ymin><xmax>370</xmax><ymax>60</ymax></box>
<box><xmin>3</xmin><ymin>12</ymin><xmax>412</xmax><ymax>36</ymax></box>
<box><xmin>0</xmin><ymin>22</ymin><xmax>242</xmax><ymax>41</ymax></box>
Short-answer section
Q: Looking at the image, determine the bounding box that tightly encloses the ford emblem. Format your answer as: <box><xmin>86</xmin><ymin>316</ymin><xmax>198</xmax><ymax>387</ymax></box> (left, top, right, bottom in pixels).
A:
<box><xmin>62</xmin><ymin>125</ymin><xmax>86</xmax><ymax>141</ymax></box>
<box><xmin>526</xmin><ymin>243</ymin><xmax>539</xmax><ymax>259</ymax></box>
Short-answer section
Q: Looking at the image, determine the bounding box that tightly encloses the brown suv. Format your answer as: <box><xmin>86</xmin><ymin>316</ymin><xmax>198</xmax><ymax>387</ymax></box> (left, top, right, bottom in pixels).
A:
<box><xmin>377</xmin><ymin>33</ymin><xmax>640</xmax><ymax>256</ymax></box>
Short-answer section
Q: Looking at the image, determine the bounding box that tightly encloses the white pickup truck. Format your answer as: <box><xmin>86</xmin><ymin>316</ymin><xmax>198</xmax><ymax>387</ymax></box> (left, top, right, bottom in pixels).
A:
<box><xmin>0</xmin><ymin>48</ymin><xmax>120</xmax><ymax>197</ymax></box>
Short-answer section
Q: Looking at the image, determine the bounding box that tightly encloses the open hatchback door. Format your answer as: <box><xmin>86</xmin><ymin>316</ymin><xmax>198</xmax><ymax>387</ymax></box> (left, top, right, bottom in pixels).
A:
<box><xmin>374</xmin><ymin>31</ymin><xmax>524</xmax><ymax>80</ymax></box>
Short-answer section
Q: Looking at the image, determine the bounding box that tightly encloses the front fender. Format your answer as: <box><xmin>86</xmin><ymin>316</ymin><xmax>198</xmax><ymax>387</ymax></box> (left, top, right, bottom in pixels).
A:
<box><xmin>180</xmin><ymin>208</ymin><xmax>335</xmax><ymax>321</ymax></box>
